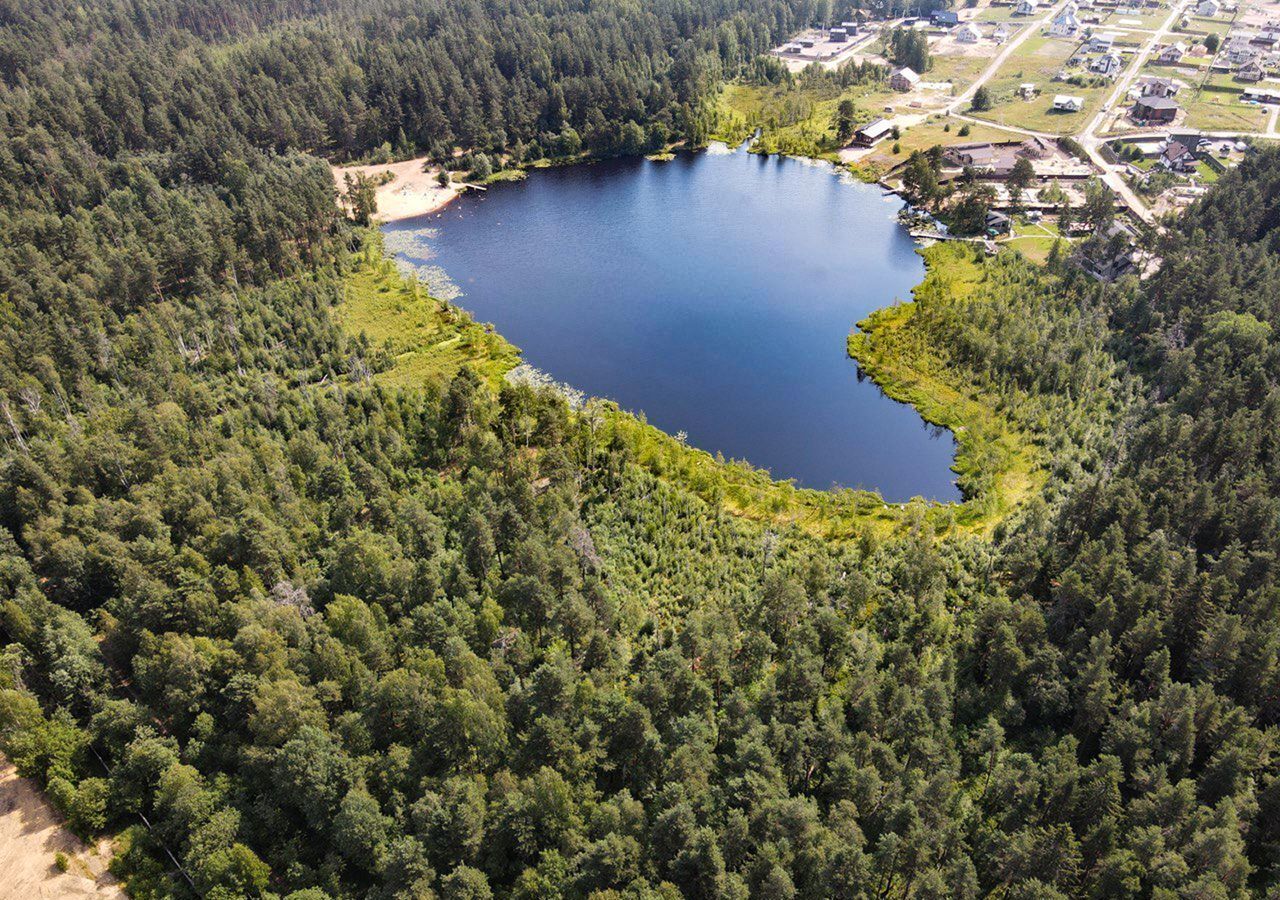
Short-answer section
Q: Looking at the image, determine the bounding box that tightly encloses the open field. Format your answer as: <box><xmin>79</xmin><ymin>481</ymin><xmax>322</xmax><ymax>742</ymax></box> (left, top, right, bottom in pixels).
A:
<box><xmin>929</xmin><ymin>38</ymin><xmax>1004</xmax><ymax>87</ymax></box>
<box><xmin>1179</xmin><ymin>71</ymin><xmax>1273</xmax><ymax>130</ymax></box>
<box><xmin>969</xmin><ymin>35</ymin><xmax>1110</xmax><ymax>133</ymax></box>
<box><xmin>0</xmin><ymin>758</ymin><xmax>124</xmax><ymax>900</ymax></box>
<box><xmin>1176</xmin><ymin>13</ymin><xmax>1236</xmax><ymax>36</ymax></box>
<box><xmin>1005</xmin><ymin>219</ymin><xmax>1066</xmax><ymax>263</ymax></box>
<box><xmin>1088</xmin><ymin>9</ymin><xmax>1173</xmax><ymax>30</ymax></box>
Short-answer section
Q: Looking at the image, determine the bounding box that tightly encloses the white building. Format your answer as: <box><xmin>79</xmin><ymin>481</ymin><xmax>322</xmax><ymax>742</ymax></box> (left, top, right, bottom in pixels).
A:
<box><xmin>1016</xmin><ymin>0</ymin><xmax>1040</xmax><ymax>14</ymax></box>
<box><xmin>1054</xmin><ymin>94</ymin><xmax>1085</xmax><ymax>111</ymax></box>
<box><xmin>1091</xmin><ymin>51</ymin><xmax>1124</xmax><ymax>77</ymax></box>
<box><xmin>956</xmin><ymin>23</ymin><xmax>982</xmax><ymax>42</ymax></box>
<box><xmin>1198</xmin><ymin>0</ymin><xmax>1220</xmax><ymax>16</ymax></box>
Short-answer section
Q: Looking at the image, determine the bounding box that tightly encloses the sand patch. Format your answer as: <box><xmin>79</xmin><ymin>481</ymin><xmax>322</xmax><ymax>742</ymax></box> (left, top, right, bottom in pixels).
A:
<box><xmin>0</xmin><ymin>757</ymin><xmax>125</xmax><ymax>899</ymax></box>
<box><xmin>333</xmin><ymin>156</ymin><xmax>461</xmax><ymax>223</ymax></box>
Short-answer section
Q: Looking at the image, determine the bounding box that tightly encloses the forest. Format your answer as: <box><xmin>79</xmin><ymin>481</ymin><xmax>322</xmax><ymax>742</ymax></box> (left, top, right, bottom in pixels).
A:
<box><xmin>2</xmin><ymin>0</ymin><xmax>1280</xmax><ymax>898</ymax></box>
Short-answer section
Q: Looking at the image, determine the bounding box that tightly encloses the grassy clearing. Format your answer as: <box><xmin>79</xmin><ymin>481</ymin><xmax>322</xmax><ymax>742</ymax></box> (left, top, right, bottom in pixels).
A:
<box><xmin>340</xmin><ymin>245</ymin><xmax>520</xmax><ymax>390</ymax></box>
<box><xmin>855</xmin><ymin>119</ymin><xmax>1013</xmax><ymax>171</ymax></box>
<box><xmin>1004</xmin><ymin>220</ymin><xmax>1064</xmax><ymax>264</ymax></box>
<box><xmin>343</xmin><ymin>233</ymin><xmax>1042</xmax><ymax>540</ymax></box>
<box><xmin>929</xmin><ymin>49</ymin><xmax>998</xmax><ymax>88</ymax></box>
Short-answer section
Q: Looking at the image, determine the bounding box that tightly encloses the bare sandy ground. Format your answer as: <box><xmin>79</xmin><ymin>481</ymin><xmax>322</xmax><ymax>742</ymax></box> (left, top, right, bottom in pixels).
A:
<box><xmin>0</xmin><ymin>757</ymin><xmax>125</xmax><ymax>899</ymax></box>
<box><xmin>332</xmin><ymin>156</ymin><xmax>460</xmax><ymax>223</ymax></box>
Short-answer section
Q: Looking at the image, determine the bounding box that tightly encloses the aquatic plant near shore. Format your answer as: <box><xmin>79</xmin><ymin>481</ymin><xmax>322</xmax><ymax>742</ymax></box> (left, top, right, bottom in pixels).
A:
<box><xmin>382</xmin><ymin>228</ymin><xmax>463</xmax><ymax>301</ymax></box>
<box><xmin>504</xmin><ymin>363</ymin><xmax>586</xmax><ymax>409</ymax></box>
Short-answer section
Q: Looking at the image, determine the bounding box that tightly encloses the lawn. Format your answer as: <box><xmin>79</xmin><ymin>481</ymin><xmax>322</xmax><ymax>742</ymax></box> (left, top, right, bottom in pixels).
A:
<box><xmin>1176</xmin><ymin>14</ymin><xmax>1236</xmax><ymax>36</ymax></box>
<box><xmin>929</xmin><ymin>49</ymin><xmax>998</xmax><ymax>88</ymax></box>
<box><xmin>1091</xmin><ymin>9</ymin><xmax>1172</xmax><ymax>30</ymax></box>
<box><xmin>1178</xmin><ymin>72</ymin><xmax>1272</xmax><ymax>131</ymax></box>
<box><xmin>972</xmin><ymin>5</ymin><xmax>1041</xmax><ymax>23</ymax></box>
<box><xmin>968</xmin><ymin>35</ymin><xmax>1109</xmax><ymax>133</ymax></box>
<box><xmin>1004</xmin><ymin>219</ymin><xmax>1066</xmax><ymax>264</ymax></box>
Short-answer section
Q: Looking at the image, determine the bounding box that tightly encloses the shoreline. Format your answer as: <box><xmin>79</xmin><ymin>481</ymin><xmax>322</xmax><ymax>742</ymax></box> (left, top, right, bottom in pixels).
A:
<box><xmin>332</xmin><ymin>156</ymin><xmax>460</xmax><ymax>223</ymax></box>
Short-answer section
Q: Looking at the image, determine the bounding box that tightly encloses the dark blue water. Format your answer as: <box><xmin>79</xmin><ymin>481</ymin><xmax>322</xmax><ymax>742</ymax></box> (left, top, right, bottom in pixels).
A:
<box><xmin>385</xmin><ymin>146</ymin><xmax>959</xmax><ymax>501</ymax></box>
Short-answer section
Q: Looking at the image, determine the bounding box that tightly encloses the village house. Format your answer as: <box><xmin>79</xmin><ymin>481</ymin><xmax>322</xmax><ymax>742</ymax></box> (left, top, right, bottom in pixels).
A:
<box><xmin>1198</xmin><ymin>0</ymin><xmax>1220</xmax><ymax>16</ymax></box>
<box><xmin>1088</xmin><ymin>32</ymin><xmax>1119</xmax><ymax>52</ymax></box>
<box><xmin>1020</xmin><ymin>82</ymin><xmax>1039</xmax><ymax>99</ymax></box>
<box><xmin>1016</xmin><ymin>0</ymin><xmax>1039</xmax><ymax>14</ymax></box>
<box><xmin>1236</xmin><ymin>58</ymin><xmax>1266</xmax><ymax>81</ymax></box>
<box><xmin>1138</xmin><ymin>74</ymin><xmax>1182</xmax><ymax>97</ymax></box>
<box><xmin>1091</xmin><ymin>51</ymin><xmax>1124</xmax><ymax>77</ymax></box>
<box><xmin>851</xmin><ymin>118</ymin><xmax>893</xmax><ymax>147</ymax></box>
<box><xmin>985</xmin><ymin>211</ymin><xmax>1012</xmax><ymax>235</ymax></box>
<box><xmin>1050</xmin><ymin>9</ymin><xmax>1081</xmax><ymax>35</ymax></box>
<box><xmin>1054</xmin><ymin>94</ymin><xmax>1085</xmax><ymax>111</ymax></box>
<box><xmin>1157</xmin><ymin>41</ymin><xmax>1187</xmax><ymax>64</ymax></box>
<box><xmin>1159</xmin><ymin>139</ymin><xmax>1196</xmax><ymax>172</ymax></box>
<box><xmin>830</xmin><ymin>26</ymin><xmax>850</xmax><ymax>41</ymax></box>
<box><xmin>1133</xmin><ymin>95</ymin><xmax>1180</xmax><ymax>123</ymax></box>
<box><xmin>889</xmin><ymin>66</ymin><xmax>921</xmax><ymax>91</ymax></box>
<box><xmin>1077</xmin><ymin>221</ymin><xmax>1139</xmax><ymax>281</ymax></box>
<box><xmin>993</xmin><ymin>22</ymin><xmax>1012</xmax><ymax>41</ymax></box>
<box><xmin>957</xmin><ymin>22</ymin><xmax>982</xmax><ymax>42</ymax></box>
<box><xmin>931</xmin><ymin>9</ymin><xmax>960</xmax><ymax>26</ymax></box>
<box><xmin>1242</xmin><ymin>85</ymin><xmax>1280</xmax><ymax>102</ymax></box>
<box><xmin>1223</xmin><ymin>37</ymin><xmax>1261</xmax><ymax>67</ymax></box>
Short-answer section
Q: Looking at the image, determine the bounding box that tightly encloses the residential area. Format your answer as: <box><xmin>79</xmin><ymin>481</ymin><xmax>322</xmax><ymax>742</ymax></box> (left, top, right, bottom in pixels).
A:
<box><xmin>756</xmin><ymin>0</ymin><xmax>1280</xmax><ymax>277</ymax></box>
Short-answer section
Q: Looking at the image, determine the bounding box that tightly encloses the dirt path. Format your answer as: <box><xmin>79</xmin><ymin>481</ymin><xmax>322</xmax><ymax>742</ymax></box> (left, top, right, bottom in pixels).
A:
<box><xmin>0</xmin><ymin>757</ymin><xmax>125</xmax><ymax>899</ymax></box>
<box><xmin>947</xmin><ymin>0</ymin><xmax>1070</xmax><ymax>114</ymax></box>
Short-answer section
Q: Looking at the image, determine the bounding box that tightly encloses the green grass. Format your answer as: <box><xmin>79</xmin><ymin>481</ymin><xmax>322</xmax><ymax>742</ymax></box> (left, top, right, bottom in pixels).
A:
<box><xmin>968</xmin><ymin>35</ymin><xmax>1109</xmax><ymax>134</ymax></box>
<box><xmin>339</xmin><ymin>245</ymin><xmax>520</xmax><ymax>390</ymax></box>
<box><xmin>1177</xmin><ymin>14</ymin><xmax>1234</xmax><ymax>36</ymax></box>
<box><xmin>711</xmin><ymin>80</ymin><xmax>899</xmax><ymax>159</ymax></box>
<box><xmin>1004</xmin><ymin>220</ymin><xmax>1065</xmax><ymax>264</ymax></box>
<box><xmin>1178</xmin><ymin>72</ymin><xmax>1272</xmax><ymax>131</ymax></box>
<box><xmin>856</xmin><ymin>119</ymin><xmax>1012</xmax><ymax>172</ymax></box>
<box><xmin>929</xmin><ymin>49</ymin><xmax>998</xmax><ymax>88</ymax></box>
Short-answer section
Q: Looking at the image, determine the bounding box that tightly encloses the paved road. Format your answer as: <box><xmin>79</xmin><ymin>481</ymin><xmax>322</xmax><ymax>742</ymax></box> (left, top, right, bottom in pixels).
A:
<box><xmin>1075</xmin><ymin>0</ymin><xmax>1192</xmax><ymax>225</ymax></box>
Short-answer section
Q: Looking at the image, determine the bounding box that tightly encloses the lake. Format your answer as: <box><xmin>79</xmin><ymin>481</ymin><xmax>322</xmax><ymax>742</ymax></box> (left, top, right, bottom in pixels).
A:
<box><xmin>384</xmin><ymin>146</ymin><xmax>959</xmax><ymax>502</ymax></box>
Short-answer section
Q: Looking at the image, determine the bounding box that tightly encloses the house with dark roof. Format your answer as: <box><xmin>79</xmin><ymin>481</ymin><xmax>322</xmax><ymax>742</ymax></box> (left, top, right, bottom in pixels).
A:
<box><xmin>931</xmin><ymin>9</ymin><xmax>960</xmax><ymax>26</ymax></box>
<box><xmin>1133</xmin><ymin>95</ymin><xmax>1179</xmax><ymax>123</ymax></box>
<box><xmin>1236</xmin><ymin>58</ymin><xmax>1266</xmax><ymax>81</ymax></box>
<box><xmin>1159</xmin><ymin>140</ymin><xmax>1196</xmax><ymax>172</ymax></box>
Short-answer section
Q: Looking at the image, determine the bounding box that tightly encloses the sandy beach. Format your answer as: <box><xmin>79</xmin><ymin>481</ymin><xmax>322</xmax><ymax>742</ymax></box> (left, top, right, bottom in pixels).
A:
<box><xmin>332</xmin><ymin>156</ymin><xmax>461</xmax><ymax>223</ymax></box>
<box><xmin>0</xmin><ymin>757</ymin><xmax>125</xmax><ymax>899</ymax></box>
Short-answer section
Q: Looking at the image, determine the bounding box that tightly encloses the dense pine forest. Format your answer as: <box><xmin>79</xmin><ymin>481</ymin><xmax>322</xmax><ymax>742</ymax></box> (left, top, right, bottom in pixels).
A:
<box><xmin>2</xmin><ymin>0</ymin><xmax>1280</xmax><ymax>898</ymax></box>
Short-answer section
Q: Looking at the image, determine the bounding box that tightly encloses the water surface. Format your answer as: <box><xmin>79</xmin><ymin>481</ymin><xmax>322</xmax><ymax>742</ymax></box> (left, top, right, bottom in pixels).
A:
<box><xmin>385</xmin><ymin>147</ymin><xmax>959</xmax><ymax>501</ymax></box>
